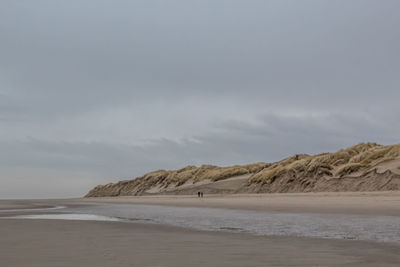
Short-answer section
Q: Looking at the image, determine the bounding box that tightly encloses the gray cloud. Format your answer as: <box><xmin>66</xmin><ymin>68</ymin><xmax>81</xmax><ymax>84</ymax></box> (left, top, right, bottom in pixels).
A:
<box><xmin>1</xmin><ymin>0</ymin><xmax>400</xmax><ymax>198</ymax></box>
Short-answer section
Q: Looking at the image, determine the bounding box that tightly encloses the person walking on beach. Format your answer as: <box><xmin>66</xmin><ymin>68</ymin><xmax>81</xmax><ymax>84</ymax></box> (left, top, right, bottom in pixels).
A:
<box><xmin>197</xmin><ymin>192</ymin><xmax>201</xmax><ymax>197</ymax></box>
<box><xmin>200</xmin><ymin>192</ymin><xmax>203</xmax><ymax>198</ymax></box>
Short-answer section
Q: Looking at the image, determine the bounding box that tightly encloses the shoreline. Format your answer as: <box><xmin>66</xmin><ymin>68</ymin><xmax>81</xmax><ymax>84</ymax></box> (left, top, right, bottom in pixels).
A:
<box><xmin>73</xmin><ymin>191</ymin><xmax>400</xmax><ymax>216</ymax></box>
<box><xmin>3</xmin><ymin>190</ymin><xmax>400</xmax><ymax>216</ymax></box>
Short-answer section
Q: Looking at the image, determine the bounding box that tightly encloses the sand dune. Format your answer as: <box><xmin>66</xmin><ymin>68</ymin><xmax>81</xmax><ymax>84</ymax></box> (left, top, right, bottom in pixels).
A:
<box><xmin>86</xmin><ymin>143</ymin><xmax>400</xmax><ymax>197</ymax></box>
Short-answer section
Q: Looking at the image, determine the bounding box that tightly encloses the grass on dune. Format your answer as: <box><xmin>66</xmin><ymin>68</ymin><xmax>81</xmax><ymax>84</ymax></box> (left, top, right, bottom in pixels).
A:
<box><xmin>249</xmin><ymin>143</ymin><xmax>400</xmax><ymax>183</ymax></box>
<box><xmin>134</xmin><ymin>162</ymin><xmax>269</xmax><ymax>188</ymax></box>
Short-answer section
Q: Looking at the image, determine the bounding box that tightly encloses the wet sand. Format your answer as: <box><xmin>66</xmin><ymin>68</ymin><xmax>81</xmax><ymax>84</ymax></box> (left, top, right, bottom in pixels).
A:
<box><xmin>0</xmin><ymin>200</ymin><xmax>54</xmax><ymax>210</ymax></box>
<box><xmin>1</xmin><ymin>218</ymin><xmax>400</xmax><ymax>267</ymax></box>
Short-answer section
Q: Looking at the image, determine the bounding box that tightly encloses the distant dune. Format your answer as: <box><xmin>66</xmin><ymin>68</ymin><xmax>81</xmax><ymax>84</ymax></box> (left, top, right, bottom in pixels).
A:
<box><xmin>85</xmin><ymin>143</ymin><xmax>400</xmax><ymax>197</ymax></box>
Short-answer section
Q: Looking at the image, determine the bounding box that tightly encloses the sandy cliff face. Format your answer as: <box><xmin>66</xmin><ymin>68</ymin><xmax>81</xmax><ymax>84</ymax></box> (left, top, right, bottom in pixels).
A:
<box><xmin>85</xmin><ymin>143</ymin><xmax>400</xmax><ymax>197</ymax></box>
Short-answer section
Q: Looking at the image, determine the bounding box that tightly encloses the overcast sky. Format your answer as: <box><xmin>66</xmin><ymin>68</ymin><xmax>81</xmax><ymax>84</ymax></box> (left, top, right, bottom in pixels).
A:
<box><xmin>1</xmin><ymin>0</ymin><xmax>399</xmax><ymax>198</ymax></box>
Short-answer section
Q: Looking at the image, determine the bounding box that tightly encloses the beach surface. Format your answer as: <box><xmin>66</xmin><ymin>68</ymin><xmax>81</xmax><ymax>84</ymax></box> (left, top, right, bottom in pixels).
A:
<box><xmin>79</xmin><ymin>191</ymin><xmax>400</xmax><ymax>216</ymax></box>
<box><xmin>1</xmin><ymin>191</ymin><xmax>400</xmax><ymax>266</ymax></box>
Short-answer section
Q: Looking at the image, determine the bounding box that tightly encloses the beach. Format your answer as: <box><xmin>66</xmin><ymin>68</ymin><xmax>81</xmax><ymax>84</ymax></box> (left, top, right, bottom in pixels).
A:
<box><xmin>79</xmin><ymin>191</ymin><xmax>400</xmax><ymax>216</ymax></box>
<box><xmin>1</xmin><ymin>219</ymin><xmax>400</xmax><ymax>266</ymax></box>
<box><xmin>1</xmin><ymin>192</ymin><xmax>400</xmax><ymax>266</ymax></box>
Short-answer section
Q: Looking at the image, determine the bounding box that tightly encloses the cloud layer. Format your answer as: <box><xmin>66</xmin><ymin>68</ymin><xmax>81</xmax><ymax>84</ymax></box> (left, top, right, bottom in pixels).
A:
<box><xmin>1</xmin><ymin>0</ymin><xmax>400</xmax><ymax>198</ymax></box>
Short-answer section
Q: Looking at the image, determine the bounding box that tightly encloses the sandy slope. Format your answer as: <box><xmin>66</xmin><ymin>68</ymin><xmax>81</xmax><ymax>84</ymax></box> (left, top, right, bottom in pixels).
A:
<box><xmin>148</xmin><ymin>174</ymin><xmax>251</xmax><ymax>195</ymax></box>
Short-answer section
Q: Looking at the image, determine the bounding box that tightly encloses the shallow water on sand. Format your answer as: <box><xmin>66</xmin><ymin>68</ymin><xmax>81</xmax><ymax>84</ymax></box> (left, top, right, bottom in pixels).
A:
<box><xmin>3</xmin><ymin>203</ymin><xmax>400</xmax><ymax>244</ymax></box>
<box><xmin>5</xmin><ymin>213</ymin><xmax>125</xmax><ymax>222</ymax></box>
<box><xmin>54</xmin><ymin>204</ymin><xmax>400</xmax><ymax>244</ymax></box>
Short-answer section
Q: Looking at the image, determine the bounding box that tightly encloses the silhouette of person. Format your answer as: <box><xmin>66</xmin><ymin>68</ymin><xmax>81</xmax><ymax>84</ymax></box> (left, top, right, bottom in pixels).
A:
<box><xmin>200</xmin><ymin>192</ymin><xmax>203</xmax><ymax>198</ymax></box>
<box><xmin>197</xmin><ymin>192</ymin><xmax>201</xmax><ymax>197</ymax></box>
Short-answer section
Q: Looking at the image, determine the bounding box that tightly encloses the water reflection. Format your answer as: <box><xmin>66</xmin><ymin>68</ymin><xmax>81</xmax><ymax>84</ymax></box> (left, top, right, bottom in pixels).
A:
<box><xmin>61</xmin><ymin>204</ymin><xmax>400</xmax><ymax>244</ymax></box>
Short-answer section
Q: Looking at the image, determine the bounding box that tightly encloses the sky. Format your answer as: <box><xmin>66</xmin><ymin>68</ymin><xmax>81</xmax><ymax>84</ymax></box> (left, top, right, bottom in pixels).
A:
<box><xmin>1</xmin><ymin>0</ymin><xmax>400</xmax><ymax>198</ymax></box>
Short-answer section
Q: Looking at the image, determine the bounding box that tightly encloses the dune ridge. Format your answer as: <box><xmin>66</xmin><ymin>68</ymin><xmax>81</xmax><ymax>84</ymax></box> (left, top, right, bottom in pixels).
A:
<box><xmin>85</xmin><ymin>143</ymin><xmax>400</xmax><ymax>197</ymax></box>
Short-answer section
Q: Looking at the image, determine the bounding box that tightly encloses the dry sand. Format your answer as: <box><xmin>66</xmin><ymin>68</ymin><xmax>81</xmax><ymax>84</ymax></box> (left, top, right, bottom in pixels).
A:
<box><xmin>1</xmin><ymin>191</ymin><xmax>400</xmax><ymax>266</ymax></box>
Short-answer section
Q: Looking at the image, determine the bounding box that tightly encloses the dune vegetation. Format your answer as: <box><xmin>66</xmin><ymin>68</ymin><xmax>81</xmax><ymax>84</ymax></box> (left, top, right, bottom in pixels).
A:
<box><xmin>249</xmin><ymin>143</ymin><xmax>400</xmax><ymax>183</ymax></box>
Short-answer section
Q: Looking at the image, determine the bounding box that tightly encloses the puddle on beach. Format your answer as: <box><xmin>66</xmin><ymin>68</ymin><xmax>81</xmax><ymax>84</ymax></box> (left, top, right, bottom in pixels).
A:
<box><xmin>2</xmin><ymin>213</ymin><xmax>127</xmax><ymax>222</ymax></box>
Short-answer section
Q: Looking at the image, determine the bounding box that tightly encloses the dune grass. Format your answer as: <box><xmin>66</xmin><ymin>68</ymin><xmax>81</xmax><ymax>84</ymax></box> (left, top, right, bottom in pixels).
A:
<box><xmin>249</xmin><ymin>143</ymin><xmax>400</xmax><ymax>183</ymax></box>
<box><xmin>128</xmin><ymin>162</ymin><xmax>269</xmax><ymax>190</ymax></box>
